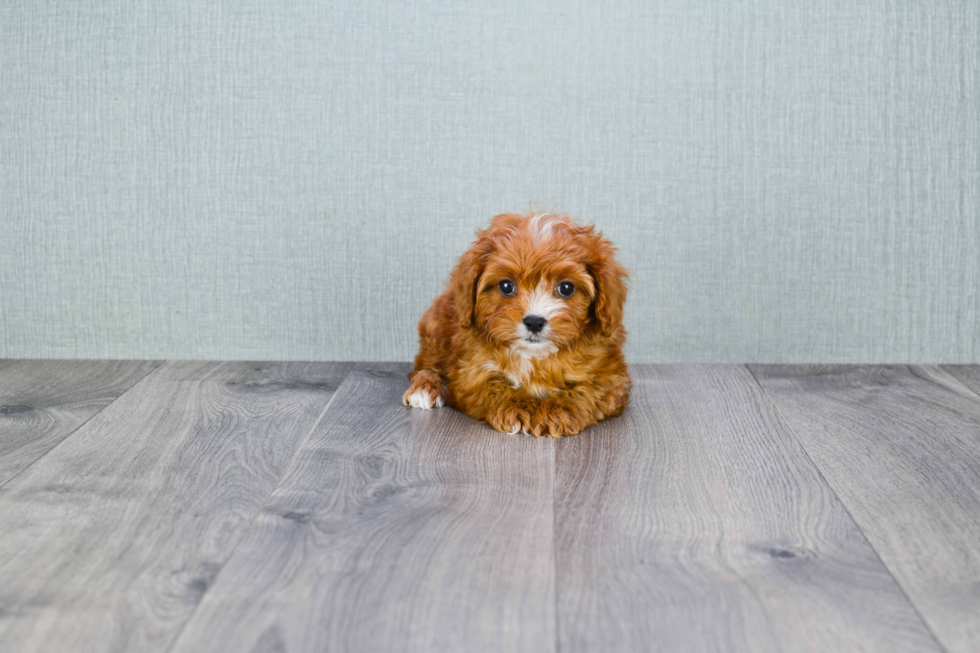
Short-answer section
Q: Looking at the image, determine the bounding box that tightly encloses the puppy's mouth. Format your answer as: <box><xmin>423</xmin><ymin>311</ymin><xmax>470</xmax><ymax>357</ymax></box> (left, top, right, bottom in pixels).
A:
<box><xmin>512</xmin><ymin>332</ymin><xmax>559</xmax><ymax>359</ymax></box>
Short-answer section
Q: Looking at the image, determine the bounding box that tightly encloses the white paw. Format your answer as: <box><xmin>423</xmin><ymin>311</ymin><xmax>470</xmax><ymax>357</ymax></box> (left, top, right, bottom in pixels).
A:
<box><xmin>406</xmin><ymin>390</ymin><xmax>443</xmax><ymax>410</ymax></box>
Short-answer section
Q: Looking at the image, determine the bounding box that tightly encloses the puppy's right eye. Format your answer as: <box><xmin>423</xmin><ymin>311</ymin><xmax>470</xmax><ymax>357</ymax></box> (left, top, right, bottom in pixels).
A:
<box><xmin>498</xmin><ymin>280</ymin><xmax>516</xmax><ymax>296</ymax></box>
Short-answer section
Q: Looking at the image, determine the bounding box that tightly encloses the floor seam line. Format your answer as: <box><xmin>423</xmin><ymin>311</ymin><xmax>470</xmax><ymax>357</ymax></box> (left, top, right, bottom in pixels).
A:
<box><xmin>0</xmin><ymin>360</ymin><xmax>165</xmax><ymax>491</ymax></box>
<box><xmin>933</xmin><ymin>364</ymin><xmax>980</xmax><ymax>403</ymax></box>
<box><xmin>552</xmin><ymin>436</ymin><xmax>561</xmax><ymax>653</ymax></box>
<box><xmin>161</xmin><ymin>361</ymin><xmax>356</xmax><ymax>653</ymax></box>
<box><xmin>744</xmin><ymin>364</ymin><xmax>950</xmax><ymax>653</ymax></box>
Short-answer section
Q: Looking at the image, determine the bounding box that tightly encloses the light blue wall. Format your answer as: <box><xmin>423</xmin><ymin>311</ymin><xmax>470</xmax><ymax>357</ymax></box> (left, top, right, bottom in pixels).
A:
<box><xmin>2</xmin><ymin>1</ymin><xmax>978</xmax><ymax>362</ymax></box>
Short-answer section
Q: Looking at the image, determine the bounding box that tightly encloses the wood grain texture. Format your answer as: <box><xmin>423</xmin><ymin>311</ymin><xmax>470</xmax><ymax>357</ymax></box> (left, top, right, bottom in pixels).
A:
<box><xmin>169</xmin><ymin>362</ymin><xmax>555</xmax><ymax>653</ymax></box>
<box><xmin>0</xmin><ymin>361</ymin><xmax>351</xmax><ymax>653</ymax></box>
<box><xmin>943</xmin><ymin>365</ymin><xmax>980</xmax><ymax>399</ymax></box>
<box><xmin>752</xmin><ymin>365</ymin><xmax>980</xmax><ymax>653</ymax></box>
<box><xmin>555</xmin><ymin>365</ymin><xmax>940</xmax><ymax>653</ymax></box>
<box><xmin>0</xmin><ymin>360</ymin><xmax>160</xmax><ymax>486</ymax></box>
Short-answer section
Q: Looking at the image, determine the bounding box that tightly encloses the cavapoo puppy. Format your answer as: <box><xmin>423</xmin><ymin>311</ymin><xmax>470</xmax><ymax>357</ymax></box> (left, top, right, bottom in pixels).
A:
<box><xmin>402</xmin><ymin>212</ymin><xmax>631</xmax><ymax>437</ymax></box>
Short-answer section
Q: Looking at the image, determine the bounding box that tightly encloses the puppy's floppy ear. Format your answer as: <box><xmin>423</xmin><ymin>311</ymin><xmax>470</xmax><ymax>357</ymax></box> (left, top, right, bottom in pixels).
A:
<box><xmin>588</xmin><ymin>234</ymin><xmax>629</xmax><ymax>337</ymax></box>
<box><xmin>451</xmin><ymin>231</ymin><xmax>494</xmax><ymax>329</ymax></box>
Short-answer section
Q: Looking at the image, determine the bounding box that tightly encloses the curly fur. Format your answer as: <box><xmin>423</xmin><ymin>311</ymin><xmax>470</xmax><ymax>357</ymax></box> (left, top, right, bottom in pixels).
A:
<box><xmin>402</xmin><ymin>212</ymin><xmax>631</xmax><ymax>437</ymax></box>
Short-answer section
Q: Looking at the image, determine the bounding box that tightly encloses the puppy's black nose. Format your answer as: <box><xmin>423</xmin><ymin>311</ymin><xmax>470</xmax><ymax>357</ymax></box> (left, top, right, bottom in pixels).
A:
<box><xmin>523</xmin><ymin>315</ymin><xmax>547</xmax><ymax>333</ymax></box>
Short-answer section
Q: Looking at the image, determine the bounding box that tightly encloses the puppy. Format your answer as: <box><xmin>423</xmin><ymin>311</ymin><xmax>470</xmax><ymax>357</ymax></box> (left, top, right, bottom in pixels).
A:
<box><xmin>402</xmin><ymin>212</ymin><xmax>631</xmax><ymax>437</ymax></box>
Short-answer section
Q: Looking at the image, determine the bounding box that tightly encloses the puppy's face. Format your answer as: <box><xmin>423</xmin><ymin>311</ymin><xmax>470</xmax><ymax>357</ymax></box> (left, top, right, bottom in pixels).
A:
<box><xmin>453</xmin><ymin>213</ymin><xmax>627</xmax><ymax>357</ymax></box>
<box><xmin>477</xmin><ymin>256</ymin><xmax>596</xmax><ymax>357</ymax></box>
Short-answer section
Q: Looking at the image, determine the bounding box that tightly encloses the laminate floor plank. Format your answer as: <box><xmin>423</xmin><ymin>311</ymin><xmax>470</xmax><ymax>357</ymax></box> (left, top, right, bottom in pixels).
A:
<box><xmin>942</xmin><ymin>365</ymin><xmax>980</xmax><ymax>399</ymax></box>
<box><xmin>0</xmin><ymin>361</ymin><xmax>351</xmax><ymax>653</ymax></box>
<box><xmin>555</xmin><ymin>364</ymin><xmax>940</xmax><ymax>653</ymax></box>
<box><xmin>0</xmin><ymin>360</ymin><xmax>160</xmax><ymax>486</ymax></box>
<box><xmin>752</xmin><ymin>365</ymin><xmax>980</xmax><ymax>653</ymax></box>
<box><xmin>168</xmin><ymin>362</ymin><xmax>555</xmax><ymax>653</ymax></box>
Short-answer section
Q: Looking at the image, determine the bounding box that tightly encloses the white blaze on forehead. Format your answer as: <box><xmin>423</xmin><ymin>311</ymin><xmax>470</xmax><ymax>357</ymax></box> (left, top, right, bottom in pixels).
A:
<box><xmin>523</xmin><ymin>281</ymin><xmax>562</xmax><ymax>320</ymax></box>
<box><xmin>527</xmin><ymin>212</ymin><xmax>558</xmax><ymax>242</ymax></box>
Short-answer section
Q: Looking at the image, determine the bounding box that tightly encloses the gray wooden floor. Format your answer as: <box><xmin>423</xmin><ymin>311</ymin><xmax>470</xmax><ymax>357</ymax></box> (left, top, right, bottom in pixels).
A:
<box><xmin>1</xmin><ymin>362</ymin><xmax>979</xmax><ymax>653</ymax></box>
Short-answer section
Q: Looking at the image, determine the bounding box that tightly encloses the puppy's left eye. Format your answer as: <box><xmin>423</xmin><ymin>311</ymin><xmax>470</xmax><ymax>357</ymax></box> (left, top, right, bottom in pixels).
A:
<box><xmin>557</xmin><ymin>281</ymin><xmax>575</xmax><ymax>297</ymax></box>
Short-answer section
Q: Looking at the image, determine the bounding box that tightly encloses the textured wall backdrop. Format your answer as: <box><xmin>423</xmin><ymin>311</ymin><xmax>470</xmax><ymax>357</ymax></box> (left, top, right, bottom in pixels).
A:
<box><xmin>1</xmin><ymin>1</ymin><xmax>978</xmax><ymax>362</ymax></box>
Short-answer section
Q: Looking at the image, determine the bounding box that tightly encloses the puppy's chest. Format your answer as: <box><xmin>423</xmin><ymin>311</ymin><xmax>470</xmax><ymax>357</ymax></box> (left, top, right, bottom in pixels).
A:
<box><xmin>481</xmin><ymin>358</ymin><xmax>563</xmax><ymax>398</ymax></box>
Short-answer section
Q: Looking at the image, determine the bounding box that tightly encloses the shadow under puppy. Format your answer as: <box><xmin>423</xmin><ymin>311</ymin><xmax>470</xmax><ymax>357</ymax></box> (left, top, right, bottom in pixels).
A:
<box><xmin>403</xmin><ymin>212</ymin><xmax>631</xmax><ymax>437</ymax></box>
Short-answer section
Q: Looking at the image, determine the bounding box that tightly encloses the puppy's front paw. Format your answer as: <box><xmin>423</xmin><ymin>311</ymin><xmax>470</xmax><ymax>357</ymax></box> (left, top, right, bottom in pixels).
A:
<box><xmin>403</xmin><ymin>389</ymin><xmax>443</xmax><ymax>410</ymax></box>
<box><xmin>528</xmin><ymin>400</ymin><xmax>593</xmax><ymax>438</ymax></box>
<box><xmin>486</xmin><ymin>403</ymin><xmax>533</xmax><ymax>436</ymax></box>
<box><xmin>401</xmin><ymin>372</ymin><xmax>447</xmax><ymax>410</ymax></box>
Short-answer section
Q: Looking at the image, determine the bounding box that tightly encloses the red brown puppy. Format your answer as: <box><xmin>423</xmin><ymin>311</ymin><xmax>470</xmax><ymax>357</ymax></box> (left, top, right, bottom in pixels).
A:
<box><xmin>402</xmin><ymin>212</ymin><xmax>631</xmax><ymax>437</ymax></box>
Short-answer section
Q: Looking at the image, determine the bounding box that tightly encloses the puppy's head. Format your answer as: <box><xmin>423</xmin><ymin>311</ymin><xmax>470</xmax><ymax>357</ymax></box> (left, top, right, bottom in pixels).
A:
<box><xmin>452</xmin><ymin>212</ymin><xmax>628</xmax><ymax>357</ymax></box>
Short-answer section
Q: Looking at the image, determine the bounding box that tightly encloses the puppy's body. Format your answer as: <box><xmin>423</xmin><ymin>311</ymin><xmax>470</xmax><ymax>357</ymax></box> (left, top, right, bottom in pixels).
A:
<box><xmin>403</xmin><ymin>212</ymin><xmax>630</xmax><ymax>437</ymax></box>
